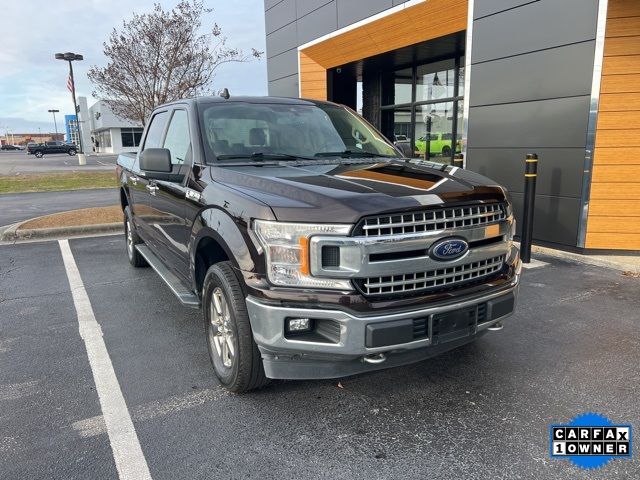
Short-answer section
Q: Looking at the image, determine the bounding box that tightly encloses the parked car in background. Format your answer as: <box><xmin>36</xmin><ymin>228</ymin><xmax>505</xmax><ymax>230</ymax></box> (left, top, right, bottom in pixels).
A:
<box><xmin>29</xmin><ymin>141</ymin><xmax>78</xmax><ymax>158</ymax></box>
<box><xmin>1</xmin><ymin>144</ymin><xmax>20</xmax><ymax>150</ymax></box>
<box><xmin>116</xmin><ymin>95</ymin><xmax>521</xmax><ymax>393</ymax></box>
<box><xmin>393</xmin><ymin>134</ymin><xmax>413</xmax><ymax>157</ymax></box>
<box><xmin>415</xmin><ymin>133</ymin><xmax>462</xmax><ymax>158</ymax></box>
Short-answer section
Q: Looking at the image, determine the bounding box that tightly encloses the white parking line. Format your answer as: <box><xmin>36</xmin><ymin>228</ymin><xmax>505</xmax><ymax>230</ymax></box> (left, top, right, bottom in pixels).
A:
<box><xmin>58</xmin><ymin>239</ymin><xmax>152</xmax><ymax>480</ymax></box>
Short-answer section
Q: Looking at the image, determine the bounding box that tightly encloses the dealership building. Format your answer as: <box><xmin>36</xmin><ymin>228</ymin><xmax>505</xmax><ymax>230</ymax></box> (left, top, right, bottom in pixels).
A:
<box><xmin>86</xmin><ymin>99</ymin><xmax>144</xmax><ymax>154</ymax></box>
<box><xmin>263</xmin><ymin>0</ymin><xmax>639</xmax><ymax>252</ymax></box>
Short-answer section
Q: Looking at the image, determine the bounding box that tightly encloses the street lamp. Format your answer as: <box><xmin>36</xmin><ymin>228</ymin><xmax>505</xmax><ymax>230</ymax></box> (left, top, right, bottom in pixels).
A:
<box><xmin>55</xmin><ymin>52</ymin><xmax>85</xmax><ymax>165</ymax></box>
<box><xmin>48</xmin><ymin>109</ymin><xmax>60</xmax><ymax>140</ymax></box>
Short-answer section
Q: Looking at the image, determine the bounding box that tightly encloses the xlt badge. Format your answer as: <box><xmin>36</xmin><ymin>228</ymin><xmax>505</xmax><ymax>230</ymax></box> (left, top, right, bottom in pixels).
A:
<box><xmin>429</xmin><ymin>238</ymin><xmax>469</xmax><ymax>261</ymax></box>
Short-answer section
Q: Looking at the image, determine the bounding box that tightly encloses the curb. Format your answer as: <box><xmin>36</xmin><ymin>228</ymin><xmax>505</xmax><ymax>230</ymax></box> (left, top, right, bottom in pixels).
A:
<box><xmin>1</xmin><ymin>222</ymin><xmax>123</xmax><ymax>242</ymax></box>
<box><xmin>528</xmin><ymin>244</ymin><xmax>640</xmax><ymax>275</ymax></box>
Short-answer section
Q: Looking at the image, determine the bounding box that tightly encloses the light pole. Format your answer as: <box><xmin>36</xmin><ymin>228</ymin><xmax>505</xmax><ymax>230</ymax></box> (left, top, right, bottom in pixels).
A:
<box><xmin>48</xmin><ymin>109</ymin><xmax>60</xmax><ymax>140</ymax></box>
<box><xmin>55</xmin><ymin>52</ymin><xmax>85</xmax><ymax>164</ymax></box>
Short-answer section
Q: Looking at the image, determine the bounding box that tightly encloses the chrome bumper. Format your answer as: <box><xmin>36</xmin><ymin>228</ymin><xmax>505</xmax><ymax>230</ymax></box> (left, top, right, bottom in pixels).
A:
<box><xmin>246</xmin><ymin>259</ymin><xmax>522</xmax><ymax>380</ymax></box>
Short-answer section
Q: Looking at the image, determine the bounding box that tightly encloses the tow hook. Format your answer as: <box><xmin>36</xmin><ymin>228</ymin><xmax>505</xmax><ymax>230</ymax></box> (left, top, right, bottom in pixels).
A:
<box><xmin>363</xmin><ymin>353</ymin><xmax>387</xmax><ymax>364</ymax></box>
<box><xmin>488</xmin><ymin>322</ymin><xmax>504</xmax><ymax>331</ymax></box>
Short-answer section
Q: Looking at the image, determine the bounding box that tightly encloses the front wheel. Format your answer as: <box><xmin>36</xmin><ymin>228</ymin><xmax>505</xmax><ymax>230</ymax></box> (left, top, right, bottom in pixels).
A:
<box><xmin>203</xmin><ymin>261</ymin><xmax>268</xmax><ymax>393</ymax></box>
<box><xmin>34</xmin><ymin>151</ymin><xmax>43</xmax><ymax>158</ymax></box>
<box><xmin>68</xmin><ymin>149</ymin><xmax>77</xmax><ymax>156</ymax></box>
<box><xmin>442</xmin><ymin>145</ymin><xmax>452</xmax><ymax>158</ymax></box>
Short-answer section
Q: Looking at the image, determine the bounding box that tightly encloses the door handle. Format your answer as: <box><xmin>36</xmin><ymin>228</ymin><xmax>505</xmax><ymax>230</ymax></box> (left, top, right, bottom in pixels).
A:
<box><xmin>146</xmin><ymin>184</ymin><xmax>158</xmax><ymax>196</ymax></box>
<box><xmin>130</xmin><ymin>176</ymin><xmax>139</xmax><ymax>185</ymax></box>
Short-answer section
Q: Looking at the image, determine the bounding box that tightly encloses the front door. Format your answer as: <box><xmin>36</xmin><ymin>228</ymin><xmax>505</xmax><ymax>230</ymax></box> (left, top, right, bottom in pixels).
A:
<box><xmin>146</xmin><ymin>108</ymin><xmax>192</xmax><ymax>280</ymax></box>
<box><xmin>132</xmin><ymin>110</ymin><xmax>170</xmax><ymax>244</ymax></box>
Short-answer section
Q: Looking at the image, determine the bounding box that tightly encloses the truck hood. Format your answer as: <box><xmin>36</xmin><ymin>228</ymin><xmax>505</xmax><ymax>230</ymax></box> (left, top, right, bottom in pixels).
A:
<box><xmin>211</xmin><ymin>160</ymin><xmax>506</xmax><ymax>223</ymax></box>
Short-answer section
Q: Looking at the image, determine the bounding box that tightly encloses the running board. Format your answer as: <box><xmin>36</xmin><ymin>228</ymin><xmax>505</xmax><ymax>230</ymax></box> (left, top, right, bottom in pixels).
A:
<box><xmin>135</xmin><ymin>245</ymin><xmax>201</xmax><ymax>309</ymax></box>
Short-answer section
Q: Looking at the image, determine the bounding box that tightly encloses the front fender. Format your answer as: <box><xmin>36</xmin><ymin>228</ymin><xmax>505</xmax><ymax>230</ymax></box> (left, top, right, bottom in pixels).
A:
<box><xmin>189</xmin><ymin>206</ymin><xmax>263</xmax><ymax>285</ymax></box>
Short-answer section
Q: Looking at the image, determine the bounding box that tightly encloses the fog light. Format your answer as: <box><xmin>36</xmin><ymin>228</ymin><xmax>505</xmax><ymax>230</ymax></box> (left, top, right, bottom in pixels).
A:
<box><xmin>286</xmin><ymin>317</ymin><xmax>312</xmax><ymax>333</ymax></box>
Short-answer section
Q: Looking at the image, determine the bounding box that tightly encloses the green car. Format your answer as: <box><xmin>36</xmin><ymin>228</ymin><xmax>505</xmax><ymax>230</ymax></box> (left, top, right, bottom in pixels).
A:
<box><xmin>415</xmin><ymin>133</ymin><xmax>461</xmax><ymax>157</ymax></box>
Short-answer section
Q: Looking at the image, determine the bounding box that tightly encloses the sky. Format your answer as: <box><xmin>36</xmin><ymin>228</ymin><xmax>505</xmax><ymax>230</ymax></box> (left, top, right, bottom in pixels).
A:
<box><xmin>0</xmin><ymin>0</ymin><xmax>268</xmax><ymax>134</ymax></box>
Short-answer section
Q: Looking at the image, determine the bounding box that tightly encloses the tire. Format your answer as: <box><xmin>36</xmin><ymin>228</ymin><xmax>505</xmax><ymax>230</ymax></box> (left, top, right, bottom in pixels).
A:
<box><xmin>34</xmin><ymin>151</ymin><xmax>43</xmax><ymax>158</ymax></box>
<box><xmin>442</xmin><ymin>146</ymin><xmax>452</xmax><ymax>158</ymax></box>
<box><xmin>124</xmin><ymin>206</ymin><xmax>148</xmax><ymax>267</ymax></box>
<box><xmin>68</xmin><ymin>149</ymin><xmax>77</xmax><ymax>156</ymax></box>
<box><xmin>203</xmin><ymin>261</ymin><xmax>268</xmax><ymax>393</ymax></box>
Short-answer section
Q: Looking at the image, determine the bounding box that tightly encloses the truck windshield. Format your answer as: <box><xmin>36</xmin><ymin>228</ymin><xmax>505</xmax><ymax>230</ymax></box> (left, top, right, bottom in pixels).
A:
<box><xmin>198</xmin><ymin>102</ymin><xmax>400</xmax><ymax>162</ymax></box>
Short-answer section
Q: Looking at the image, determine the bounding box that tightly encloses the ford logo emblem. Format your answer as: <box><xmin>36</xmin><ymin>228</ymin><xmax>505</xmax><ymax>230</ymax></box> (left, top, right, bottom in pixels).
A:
<box><xmin>430</xmin><ymin>238</ymin><xmax>469</xmax><ymax>261</ymax></box>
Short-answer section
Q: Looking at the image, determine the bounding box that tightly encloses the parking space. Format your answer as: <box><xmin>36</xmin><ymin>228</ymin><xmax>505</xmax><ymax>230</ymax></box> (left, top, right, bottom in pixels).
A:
<box><xmin>1</xmin><ymin>235</ymin><xmax>638</xmax><ymax>479</ymax></box>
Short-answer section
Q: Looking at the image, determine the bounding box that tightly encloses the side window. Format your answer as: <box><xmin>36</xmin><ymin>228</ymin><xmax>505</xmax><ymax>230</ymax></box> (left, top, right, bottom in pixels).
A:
<box><xmin>143</xmin><ymin>111</ymin><xmax>169</xmax><ymax>150</ymax></box>
<box><xmin>163</xmin><ymin>110</ymin><xmax>191</xmax><ymax>165</ymax></box>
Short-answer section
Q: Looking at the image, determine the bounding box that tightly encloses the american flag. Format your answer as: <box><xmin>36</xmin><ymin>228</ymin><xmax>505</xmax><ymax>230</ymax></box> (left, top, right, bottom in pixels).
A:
<box><xmin>67</xmin><ymin>74</ymin><xmax>74</xmax><ymax>92</ymax></box>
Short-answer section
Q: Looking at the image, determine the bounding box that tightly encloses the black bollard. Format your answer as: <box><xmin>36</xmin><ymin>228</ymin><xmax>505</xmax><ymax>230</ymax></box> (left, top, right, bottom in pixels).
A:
<box><xmin>453</xmin><ymin>153</ymin><xmax>464</xmax><ymax>168</ymax></box>
<box><xmin>521</xmin><ymin>153</ymin><xmax>538</xmax><ymax>263</ymax></box>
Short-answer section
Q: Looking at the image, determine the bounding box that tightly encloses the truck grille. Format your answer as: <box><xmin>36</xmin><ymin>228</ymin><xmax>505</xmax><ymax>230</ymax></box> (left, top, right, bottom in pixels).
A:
<box><xmin>358</xmin><ymin>203</ymin><xmax>505</xmax><ymax>237</ymax></box>
<box><xmin>355</xmin><ymin>255</ymin><xmax>505</xmax><ymax>297</ymax></box>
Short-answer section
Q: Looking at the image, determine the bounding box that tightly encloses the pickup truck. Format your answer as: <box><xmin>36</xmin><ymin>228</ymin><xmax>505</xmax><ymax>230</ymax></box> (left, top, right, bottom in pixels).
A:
<box><xmin>116</xmin><ymin>96</ymin><xmax>521</xmax><ymax>393</ymax></box>
<box><xmin>28</xmin><ymin>141</ymin><xmax>77</xmax><ymax>157</ymax></box>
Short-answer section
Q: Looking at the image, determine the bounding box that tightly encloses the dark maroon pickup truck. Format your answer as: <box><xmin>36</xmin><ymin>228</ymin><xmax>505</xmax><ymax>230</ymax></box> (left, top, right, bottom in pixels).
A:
<box><xmin>116</xmin><ymin>95</ymin><xmax>521</xmax><ymax>392</ymax></box>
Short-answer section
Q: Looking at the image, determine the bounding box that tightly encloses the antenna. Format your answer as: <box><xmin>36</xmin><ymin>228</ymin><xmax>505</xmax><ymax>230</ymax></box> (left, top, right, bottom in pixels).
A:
<box><xmin>220</xmin><ymin>88</ymin><xmax>230</xmax><ymax>99</ymax></box>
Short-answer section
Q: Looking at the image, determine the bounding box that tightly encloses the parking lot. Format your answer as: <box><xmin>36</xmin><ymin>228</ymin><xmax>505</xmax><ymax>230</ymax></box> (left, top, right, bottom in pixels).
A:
<box><xmin>0</xmin><ymin>151</ymin><xmax>117</xmax><ymax>175</ymax></box>
<box><xmin>1</xmin><ymin>234</ymin><xmax>638</xmax><ymax>479</ymax></box>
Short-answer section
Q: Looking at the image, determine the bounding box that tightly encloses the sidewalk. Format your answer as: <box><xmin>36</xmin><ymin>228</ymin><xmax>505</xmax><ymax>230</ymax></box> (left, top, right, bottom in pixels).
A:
<box><xmin>528</xmin><ymin>244</ymin><xmax>640</xmax><ymax>275</ymax></box>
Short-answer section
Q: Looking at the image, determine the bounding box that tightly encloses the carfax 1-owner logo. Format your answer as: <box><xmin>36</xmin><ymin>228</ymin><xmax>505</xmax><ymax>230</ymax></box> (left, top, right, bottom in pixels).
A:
<box><xmin>550</xmin><ymin>413</ymin><xmax>633</xmax><ymax>470</ymax></box>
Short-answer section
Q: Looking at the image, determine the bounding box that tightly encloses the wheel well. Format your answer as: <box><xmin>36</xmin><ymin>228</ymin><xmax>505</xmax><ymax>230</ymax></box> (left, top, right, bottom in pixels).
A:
<box><xmin>120</xmin><ymin>188</ymin><xmax>128</xmax><ymax>211</ymax></box>
<box><xmin>194</xmin><ymin>236</ymin><xmax>230</xmax><ymax>295</ymax></box>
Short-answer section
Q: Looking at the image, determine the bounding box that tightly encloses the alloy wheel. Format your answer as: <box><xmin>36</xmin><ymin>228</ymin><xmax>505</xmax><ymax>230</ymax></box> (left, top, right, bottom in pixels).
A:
<box><xmin>209</xmin><ymin>287</ymin><xmax>235</xmax><ymax>368</ymax></box>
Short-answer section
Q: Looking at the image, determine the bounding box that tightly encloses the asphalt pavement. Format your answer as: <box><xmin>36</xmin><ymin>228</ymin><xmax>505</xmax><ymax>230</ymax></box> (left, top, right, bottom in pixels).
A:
<box><xmin>0</xmin><ymin>235</ymin><xmax>638</xmax><ymax>479</ymax></box>
<box><xmin>0</xmin><ymin>151</ymin><xmax>117</xmax><ymax>175</ymax></box>
<box><xmin>0</xmin><ymin>188</ymin><xmax>118</xmax><ymax>227</ymax></box>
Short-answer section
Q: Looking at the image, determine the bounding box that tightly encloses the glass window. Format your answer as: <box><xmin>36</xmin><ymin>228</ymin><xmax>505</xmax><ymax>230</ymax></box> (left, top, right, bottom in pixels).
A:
<box><xmin>458</xmin><ymin>56</ymin><xmax>465</xmax><ymax>97</ymax></box>
<box><xmin>382</xmin><ymin>106</ymin><xmax>412</xmax><ymax>157</ymax></box>
<box><xmin>99</xmin><ymin>131</ymin><xmax>111</xmax><ymax>148</ymax></box>
<box><xmin>143</xmin><ymin>111</ymin><xmax>168</xmax><ymax>150</ymax></box>
<box><xmin>383</xmin><ymin>68</ymin><xmax>412</xmax><ymax>106</ymax></box>
<box><xmin>162</xmin><ymin>110</ymin><xmax>191</xmax><ymax>165</ymax></box>
<box><xmin>133</xmin><ymin>129</ymin><xmax>143</xmax><ymax>146</ymax></box>
<box><xmin>416</xmin><ymin>59</ymin><xmax>456</xmax><ymax>103</ymax></box>
<box><xmin>199</xmin><ymin>102</ymin><xmax>399</xmax><ymax>161</ymax></box>
<box><xmin>120</xmin><ymin>128</ymin><xmax>144</xmax><ymax>148</ymax></box>
<box><xmin>121</xmin><ymin>129</ymin><xmax>134</xmax><ymax>148</ymax></box>
<box><xmin>414</xmin><ymin>102</ymin><xmax>456</xmax><ymax>163</ymax></box>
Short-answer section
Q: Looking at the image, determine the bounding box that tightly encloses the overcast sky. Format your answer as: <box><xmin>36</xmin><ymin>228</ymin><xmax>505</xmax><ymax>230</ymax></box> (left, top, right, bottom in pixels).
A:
<box><xmin>0</xmin><ymin>0</ymin><xmax>267</xmax><ymax>133</ymax></box>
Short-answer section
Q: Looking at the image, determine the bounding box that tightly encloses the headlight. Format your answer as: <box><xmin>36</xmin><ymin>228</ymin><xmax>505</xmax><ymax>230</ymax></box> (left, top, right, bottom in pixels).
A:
<box><xmin>253</xmin><ymin>220</ymin><xmax>353</xmax><ymax>290</ymax></box>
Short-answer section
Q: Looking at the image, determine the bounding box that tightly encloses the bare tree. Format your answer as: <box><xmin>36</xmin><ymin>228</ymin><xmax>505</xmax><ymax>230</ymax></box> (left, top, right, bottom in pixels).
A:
<box><xmin>88</xmin><ymin>0</ymin><xmax>262</xmax><ymax>124</ymax></box>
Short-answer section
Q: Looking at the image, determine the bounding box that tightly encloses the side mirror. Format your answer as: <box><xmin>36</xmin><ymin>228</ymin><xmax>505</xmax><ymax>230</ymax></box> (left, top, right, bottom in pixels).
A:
<box><xmin>140</xmin><ymin>148</ymin><xmax>172</xmax><ymax>173</ymax></box>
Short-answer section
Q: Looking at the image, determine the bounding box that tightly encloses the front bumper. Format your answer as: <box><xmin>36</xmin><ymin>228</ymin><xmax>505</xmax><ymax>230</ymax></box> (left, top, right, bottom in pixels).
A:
<box><xmin>246</xmin><ymin>259</ymin><xmax>522</xmax><ymax>380</ymax></box>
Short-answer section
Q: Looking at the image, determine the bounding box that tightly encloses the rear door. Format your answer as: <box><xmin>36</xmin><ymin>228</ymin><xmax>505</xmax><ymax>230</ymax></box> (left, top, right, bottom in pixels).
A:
<box><xmin>146</xmin><ymin>108</ymin><xmax>193</xmax><ymax>279</ymax></box>
<box><xmin>130</xmin><ymin>110</ymin><xmax>169</xmax><ymax>243</ymax></box>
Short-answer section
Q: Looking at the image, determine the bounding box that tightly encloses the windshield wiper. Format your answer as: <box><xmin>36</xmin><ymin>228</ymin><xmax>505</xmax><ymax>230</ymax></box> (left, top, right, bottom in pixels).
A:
<box><xmin>314</xmin><ymin>150</ymin><xmax>395</xmax><ymax>158</ymax></box>
<box><xmin>216</xmin><ymin>152</ymin><xmax>315</xmax><ymax>161</ymax></box>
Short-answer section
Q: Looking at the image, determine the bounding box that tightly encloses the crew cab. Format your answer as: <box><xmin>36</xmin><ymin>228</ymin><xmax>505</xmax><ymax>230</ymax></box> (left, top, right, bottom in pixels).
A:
<box><xmin>116</xmin><ymin>96</ymin><xmax>521</xmax><ymax>393</ymax></box>
<box><xmin>29</xmin><ymin>141</ymin><xmax>77</xmax><ymax>157</ymax></box>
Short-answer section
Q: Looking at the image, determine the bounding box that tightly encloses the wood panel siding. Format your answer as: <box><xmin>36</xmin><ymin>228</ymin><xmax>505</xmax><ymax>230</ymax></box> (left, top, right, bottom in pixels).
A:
<box><xmin>298</xmin><ymin>0</ymin><xmax>467</xmax><ymax>101</ymax></box>
<box><xmin>299</xmin><ymin>51</ymin><xmax>327</xmax><ymax>100</ymax></box>
<box><xmin>587</xmin><ymin>0</ymin><xmax>640</xmax><ymax>250</ymax></box>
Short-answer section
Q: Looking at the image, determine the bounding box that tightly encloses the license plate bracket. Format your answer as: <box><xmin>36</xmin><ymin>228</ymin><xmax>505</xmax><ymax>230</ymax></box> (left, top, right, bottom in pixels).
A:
<box><xmin>431</xmin><ymin>305</ymin><xmax>478</xmax><ymax>345</ymax></box>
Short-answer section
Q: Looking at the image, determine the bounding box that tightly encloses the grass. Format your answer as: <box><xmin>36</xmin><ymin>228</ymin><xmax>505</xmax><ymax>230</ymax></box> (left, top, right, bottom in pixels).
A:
<box><xmin>0</xmin><ymin>172</ymin><xmax>118</xmax><ymax>194</ymax></box>
<box><xmin>18</xmin><ymin>205</ymin><xmax>122</xmax><ymax>230</ymax></box>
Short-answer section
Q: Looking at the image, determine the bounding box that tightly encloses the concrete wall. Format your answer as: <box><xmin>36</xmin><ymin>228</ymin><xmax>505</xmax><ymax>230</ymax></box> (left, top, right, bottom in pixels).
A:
<box><xmin>466</xmin><ymin>0</ymin><xmax>599</xmax><ymax>247</ymax></box>
<box><xmin>264</xmin><ymin>0</ymin><xmax>414</xmax><ymax>96</ymax></box>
